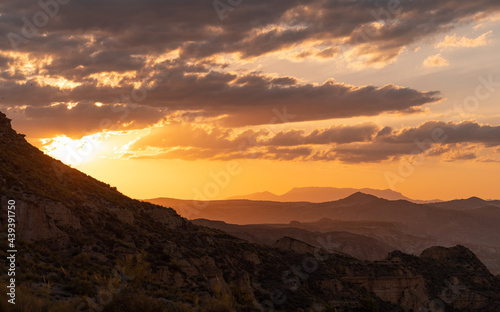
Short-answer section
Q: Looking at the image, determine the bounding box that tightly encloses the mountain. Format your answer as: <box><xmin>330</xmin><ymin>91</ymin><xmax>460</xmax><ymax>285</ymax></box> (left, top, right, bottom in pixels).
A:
<box><xmin>2</xmin><ymin>110</ymin><xmax>500</xmax><ymax>311</ymax></box>
<box><xmin>228</xmin><ymin>186</ymin><xmax>442</xmax><ymax>203</ymax></box>
<box><xmin>148</xmin><ymin>193</ymin><xmax>500</xmax><ymax>275</ymax></box>
<box><xmin>334</xmin><ymin>191</ymin><xmax>381</xmax><ymax>206</ymax></box>
<box><xmin>229</xmin><ymin>191</ymin><xmax>283</xmax><ymax>201</ymax></box>
<box><xmin>430</xmin><ymin>197</ymin><xmax>500</xmax><ymax>210</ymax></box>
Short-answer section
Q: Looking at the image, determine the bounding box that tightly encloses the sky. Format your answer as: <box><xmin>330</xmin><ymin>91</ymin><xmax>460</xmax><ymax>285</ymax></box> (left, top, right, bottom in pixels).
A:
<box><xmin>1</xmin><ymin>0</ymin><xmax>500</xmax><ymax>201</ymax></box>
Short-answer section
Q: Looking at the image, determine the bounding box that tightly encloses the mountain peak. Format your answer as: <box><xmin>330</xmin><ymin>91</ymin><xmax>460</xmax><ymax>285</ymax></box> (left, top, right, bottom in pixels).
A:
<box><xmin>466</xmin><ymin>196</ymin><xmax>484</xmax><ymax>201</ymax></box>
<box><xmin>337</xmin><ymin>192</ymin><xmax>381</xmax><ymax>205</ymax></box>
<box><xmin>228</xmin><ymin>190</ymin><xmax>280</xmax><ymax>201</ymax></box>
<box><xmin>0</xmin><ymin>110</ymin><xmax>13</xmax><ymax>132</ymax></box>
<box><xmin>0</xmin><ymin>110</ymin><xmax>25</xmax><ymax>142</ymax></box>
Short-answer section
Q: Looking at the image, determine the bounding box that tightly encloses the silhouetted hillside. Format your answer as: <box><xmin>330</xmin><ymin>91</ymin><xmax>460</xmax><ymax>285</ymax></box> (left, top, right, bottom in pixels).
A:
<box><xmin>430</xmin><ymin>197</ymin><xmax>500</xmax><ymax>210</ymax></box>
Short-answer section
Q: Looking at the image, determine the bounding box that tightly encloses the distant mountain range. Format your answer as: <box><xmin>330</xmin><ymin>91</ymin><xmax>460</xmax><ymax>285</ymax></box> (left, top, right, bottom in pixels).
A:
<box><xmin>148</xmin><ymin>192</ymin><xmax>500</xmax><ymax>274</ymax></box>
<box><xmin>227</xmin><ymin>186</ymin><xmax>443</xmax><ymax>203</ymax></box>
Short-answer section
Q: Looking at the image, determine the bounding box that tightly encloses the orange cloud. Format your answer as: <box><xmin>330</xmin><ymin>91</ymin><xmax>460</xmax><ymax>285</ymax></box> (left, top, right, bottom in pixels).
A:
<box><xmin>125</xmin><ymin>120</ymin><xmax>500</xmax><ymax>163</ymax></box>
<box><xmin>295</xmin><ymin>47</ymin><xmax>341</xmax><ymax>60</ymax></box>
<box><xmin>436</xmin><ymin>31</ymin><xmax>492</xmax><ymax>48</ymax></box>
<box><xmin>423</xmin><ymin>54</ymin><xmax>449</xmax><ymax>67</ymax></box>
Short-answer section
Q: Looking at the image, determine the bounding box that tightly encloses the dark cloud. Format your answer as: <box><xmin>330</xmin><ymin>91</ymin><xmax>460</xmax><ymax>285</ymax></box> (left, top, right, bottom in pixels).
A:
<box><xmin>315</xmin><ymin>47</ymin><xmax>341</xmax><ymax>59</ymax></box>
<box><xmin>270</xmin><ymin>77</ymin><xmax>298</xmax><ymax>86</ymax></box>
<box><xmin>379</xmin><ymin>121</ymin><xmax>500</xmax><ymax>147</ymax></box>
<box><xmin>2</xmin><ymin>0</ymin><xmax>496</xmax><ymax>63</ymax></box>
<box><xmin>263</xmin><ymin>124</ymin><xmax>379</xmax><ymax>146</ymax></box>
<box><xmin>314</xmin><ymin>143</ymin><xmax>418</xmax><ymax>163</ymax></box>
<box><xmin>0</xmin><ymin>54</ymin><xmax>11</xmax><ymax>68</ymax></box>
<box><xmin>328</xmin><ymin>121</ymin><xmax>500</xmax><ymax>163</ymax></box>
<box><xmin>5</xmin><ymin>102</ymin><xmax>167</xmax><ymax>138</ymax></box>
<box><xmin>1</xmin><ymin>61</ymin><xmax>441</xmax><ymax>133</ymax></box>
<box><xmin>138</xmin><ymin>70</ymin><xmax>441</xmax><ymax>127</ymax></box>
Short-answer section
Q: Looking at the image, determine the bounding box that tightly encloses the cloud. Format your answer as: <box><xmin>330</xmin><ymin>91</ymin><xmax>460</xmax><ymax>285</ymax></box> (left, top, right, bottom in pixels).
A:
<box><xmin>423</xmin><ymin>54</ymin><xmax>450</xmax><ymax>67</ymax></box>
<box><xmin>2</xmin><ymin>0</ymin><xmax>500</xmax><ymax>63</ymax></box>
<box><xmin>436</xmin><ymin>31</ymin><xmax>493</xmax><ymax>48</ymax></box>
<box><xmin>1</xmin><ymin>60</ymin><xmax>442</xmax><ymax>134</ymax></box>
<box><xmin>128</xmin><ymin>122</ymin><xmax>381</xmax><ymax>161</ymax></box>
<box><xmin>262</xmin><ymin>124</ymin><xmax>379</xmax><ymax>146</ymax></box>
<box><xmin>313</xmin><ymin>143</ymin><xmax>417</xmax><ymax>163</ymax></box>
<box><xmin>125</xmin><ymin>120</ymin><xmax>500</xmax><ymax>163</ymax></box>
<box><xmin>131</xmin><ymin>122</ymin><xmax>266</xmax><ymax>151</ymax></box>
<box><xmin>330</xmin><ymin>121</ymin><xmax>500</xmax><ymax>163</ymax></box>
<box><xmin>473</xmin><ymin>12</ymin><xmax>500</xmax><ymax>29</ymax></box>
<box><xmin>1</xmin><ymin>0</ymin><xmax>500</xmax><ymax>139</ymax></box>
<box><xmin>379</xmin><ymin>121</ymin><xmax>500</xmax><ymax>147</ymax></box>
<box><xmin>442</xmin><ymin>147</ymin><xmax>478</xmax><ymax>162</ymax></box>
<box><xmin>296</xmin><ymin>47</ymin><xmax>342</xmax><ymax>60</ymax></box>
<box><xmin>475</xmin><ymin>157</ymin><xmax>500</xmax><ymax>163</ymax></box>
<box><xmin>131</xmin><ymin>123</ymin><xmax>379</xmax><ymax>151</ymax></box>
<box><xmin>5</xmin><ymin>102</ymin><xmax>167</xmax><ymax>138</ymax></box>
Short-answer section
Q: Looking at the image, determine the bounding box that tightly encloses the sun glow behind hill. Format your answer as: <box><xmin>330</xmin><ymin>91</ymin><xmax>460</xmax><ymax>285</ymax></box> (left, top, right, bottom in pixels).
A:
<box><xmin>39</xmin><ymin>128</ymin><xmax>151</xmax><ymax>167</ymax></box>
<box><xmin>41</xmin><ymin>134</ymin><xmax>104</xmax><ymax>166</ymax></box>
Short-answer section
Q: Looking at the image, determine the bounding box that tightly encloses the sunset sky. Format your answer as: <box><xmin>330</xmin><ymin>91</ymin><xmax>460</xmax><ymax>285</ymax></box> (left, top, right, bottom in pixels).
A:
<box><xmin>1</xmin><ymin>0</ymin><xmax>500</xmax><ymax>201</ymax></box>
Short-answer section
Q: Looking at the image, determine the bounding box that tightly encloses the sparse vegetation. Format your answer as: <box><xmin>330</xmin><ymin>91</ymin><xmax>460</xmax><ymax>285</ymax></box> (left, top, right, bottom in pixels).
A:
<box><xmin>0</xmin><ymin>281</ymin><xmax>79</xmax><ymax>312</ymax></box>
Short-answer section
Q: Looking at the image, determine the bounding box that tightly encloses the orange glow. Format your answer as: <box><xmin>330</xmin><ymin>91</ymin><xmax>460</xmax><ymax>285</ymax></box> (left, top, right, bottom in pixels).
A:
<box><xmin>39</xmin><ymin>128</ymin><xmax>153</xmax><ymax>167</ymax></box>
<box><xmin>41</xmin><ymin>134</ymin><xmax>104</xmax><ymax>166</ymax></box>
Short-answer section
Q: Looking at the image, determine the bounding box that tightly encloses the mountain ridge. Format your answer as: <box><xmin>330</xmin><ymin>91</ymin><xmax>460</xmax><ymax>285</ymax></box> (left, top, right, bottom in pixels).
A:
<box><xmin>430</xmin><ymin>196</ymin><xmax>500</xmax><ymax>210</ymax></box>
<box><xmin>227</xmin><ymin>186</ymin><xmax>443</xmax><ymax>203</ymax></box>
<box><xmin>148</xmin><ymin>192</ymin><xmax>500</xmax><ymax>275</ymax></box>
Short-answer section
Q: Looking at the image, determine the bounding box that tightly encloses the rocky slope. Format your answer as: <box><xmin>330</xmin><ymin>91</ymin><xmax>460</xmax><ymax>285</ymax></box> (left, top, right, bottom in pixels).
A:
<box><xmin>1</xmin><ymin>110</ymin><xmax>500</xmax><ymax>311</ymax></box>
<box><xmin>192</xmin><ymin>219</ymin><xmax>395</xmax><ymax>261</ymax></box>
